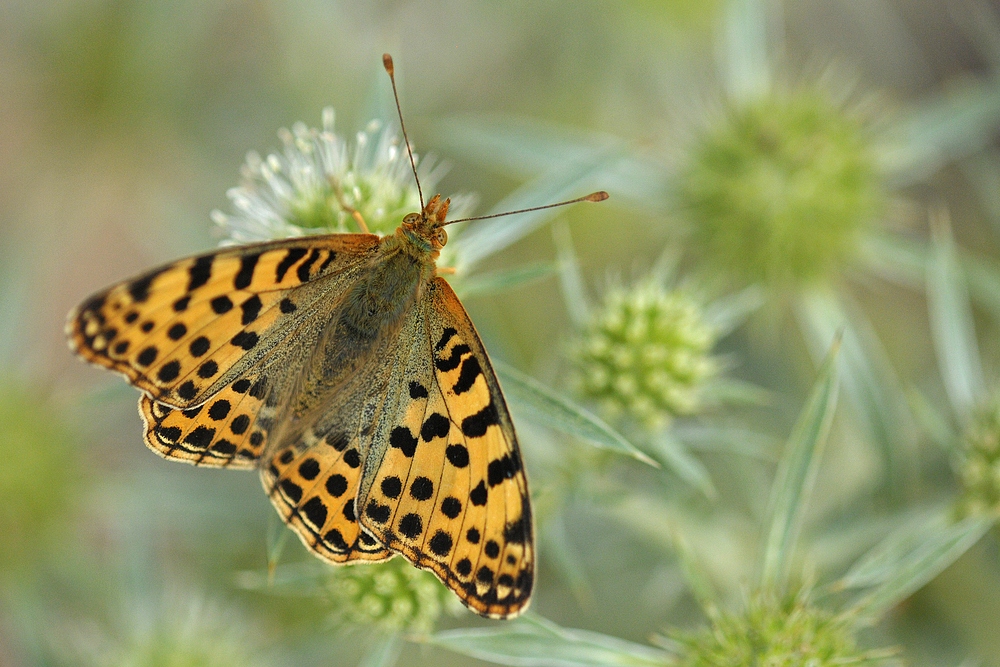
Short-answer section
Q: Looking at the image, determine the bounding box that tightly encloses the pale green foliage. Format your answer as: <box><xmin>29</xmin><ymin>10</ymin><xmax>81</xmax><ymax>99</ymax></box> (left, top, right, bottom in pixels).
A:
<box><xmin>677</xmin><ymin>89</ymin><xmax>885</xmax><ymax>287</ymax></box>
<box><xmin>0</xmin><ymin>384</ymin><xmax>76</xmax><ymax>577</ymax></box>
<box><xmin>671</xmin><ymin>592</ymin><xmax>894</xmax><ymax>667</ymax></box>
<box><xmin>325</xmin><ymin>557</ymin><xmax>464</xmax><ymax>634</ymax></box>
<box><xmin>569</xmin><ymin>279</ymin><xmax>718</xmax><ymax>429</ymax></box>
<box><xmin>73</xmin><ymin>594</ymin><xmax>274</xmax><ymax>667</ymax></box>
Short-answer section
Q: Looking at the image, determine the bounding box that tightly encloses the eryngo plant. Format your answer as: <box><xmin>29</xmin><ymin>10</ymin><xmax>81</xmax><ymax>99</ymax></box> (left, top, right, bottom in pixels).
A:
<box><xmin>427</xmin><ymin>340</ymin><xmax>989</xmax><ymax>666</ymax></box>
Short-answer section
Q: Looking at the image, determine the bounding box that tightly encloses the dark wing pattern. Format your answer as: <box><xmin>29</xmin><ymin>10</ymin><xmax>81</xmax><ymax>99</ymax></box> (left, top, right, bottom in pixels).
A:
<box><xmin>67</xmin><ymin>234</ymin><xmax>379</xmax><ymax>408</ymax></box>
<box><xmin>356</xmin><ymin>278</ymin><xmax>534</xmax><ymax>618</ymax></box>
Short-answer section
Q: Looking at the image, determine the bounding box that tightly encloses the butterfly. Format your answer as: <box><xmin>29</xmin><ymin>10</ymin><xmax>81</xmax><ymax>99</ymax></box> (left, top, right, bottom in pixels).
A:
<box><xmin>66</xmin><ymin>53</ymin><xmax>607</xmax><ymax>619</ymax></box>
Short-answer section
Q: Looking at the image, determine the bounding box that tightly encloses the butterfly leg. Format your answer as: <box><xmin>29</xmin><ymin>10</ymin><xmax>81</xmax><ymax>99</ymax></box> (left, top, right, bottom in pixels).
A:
<box><xmin>328</xmin><ymin>175</ymin><xmax>371</xmax><ymax>234</ymax></box>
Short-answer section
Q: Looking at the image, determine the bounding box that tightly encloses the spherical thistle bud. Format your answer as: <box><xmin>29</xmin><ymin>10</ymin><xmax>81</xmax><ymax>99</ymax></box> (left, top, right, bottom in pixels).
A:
<box><xmin>671</xmin><ymin>592</ymin><xmax>896</xmax><ymax>667</ymax></box>
<box><xmin>956</xmin><ymin>396</ymin><xmax>1000</xmax><ymax>520</ymax></box>
<box><xmin>676</xmin><ymin>89</ymin><xmax>885</xmax><ymax>288</ymax></box>
<box><xmin>570</xmin><ymin>280</ymin><xmax>718</xmax><ymax>430</ymax></box>
<box><xmin>213</xmin><ymin>109</ymin><xmax>474</xmax><ymax>244</ymax></box>
<box><xmin>325</xmin><ymin>558</ymin><xmax>464</xmax><ymax>634</ymax></box>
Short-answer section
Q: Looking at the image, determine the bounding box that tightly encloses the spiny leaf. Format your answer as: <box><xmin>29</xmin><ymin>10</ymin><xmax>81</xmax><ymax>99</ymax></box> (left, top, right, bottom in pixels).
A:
<box><xmin>841</xmin><ymin>514</ymin><xmax>992</xmax><ymax>620</ymax></box>
<box><xmin>426</xmin><ymin>614</ymin><xmax>673</xmax><ymax>667</ymax></box>
<box><xmin>760</xmin><ymin>335</ymin><xmax>840</xmax><ymax>593</ymax></box>
<box><xmin>496</xmin><ymin>362</ymin><xmax>657</xmax><ymax>466</ymax></box>
<box><xmin>454</xmin><ymin>262</ymin><xmax>555</xmax><ymax>299</ymax></box>
<box><xmin>927</xmin><ymin>208</ymin><xmax>985</xmax><ymax>418</ymax></box>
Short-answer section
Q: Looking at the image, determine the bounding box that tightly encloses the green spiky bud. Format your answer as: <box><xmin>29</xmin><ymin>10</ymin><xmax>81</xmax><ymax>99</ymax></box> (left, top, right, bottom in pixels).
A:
<box><xmin>569</xmin><ymin>280</ymin><xmax>718</xmax><ymax>430</ymax></box>
<box><xmin>676</xmin><ymin>89</ymin><xmax>885</xmax><ymax>287</ymax></box>
<box><xmin>326</xmin><ymin>558</ymin><xmax>464</xmax><ymax>634</ymax></box>
<box><xmin>955</xmin><ymin>397</ymin><xmax>1000</xmax><ymax>519</ymax></box>
<box><xmin>671</xmin><ymin>592</ymin><xmax>896</xmax><ymax>667</ymax></box>
<box><xmin>213</xmin><ymin>109</ymin><xmax>474</xmax><ymax>243</ymax></box>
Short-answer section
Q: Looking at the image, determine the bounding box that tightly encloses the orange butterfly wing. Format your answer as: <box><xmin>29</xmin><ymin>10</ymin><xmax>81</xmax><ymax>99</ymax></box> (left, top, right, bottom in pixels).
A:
<box><xmin>356</xmin><ymin>278</ymin><xmax>534</xmax><ymax>618</ymax></box>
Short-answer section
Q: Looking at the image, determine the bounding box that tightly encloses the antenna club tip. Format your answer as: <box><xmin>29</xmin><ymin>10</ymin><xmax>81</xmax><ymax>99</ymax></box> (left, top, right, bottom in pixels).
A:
<box><xmin>586</xmin><ymin>191</ymin><xmax>609</xmax><ymax>202</ymax></box>
<box><xmin>382</xmin><ymin>53</ymin><xmax>394</xmax><ymax>75</ymax></box>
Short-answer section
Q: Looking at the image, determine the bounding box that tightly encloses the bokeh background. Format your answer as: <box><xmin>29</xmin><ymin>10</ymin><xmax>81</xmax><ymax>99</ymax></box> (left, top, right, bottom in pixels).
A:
<box><xmin>4</xmin><ymin>0</ymin><xmax>1000</xmax><ymax>665</ymax></box>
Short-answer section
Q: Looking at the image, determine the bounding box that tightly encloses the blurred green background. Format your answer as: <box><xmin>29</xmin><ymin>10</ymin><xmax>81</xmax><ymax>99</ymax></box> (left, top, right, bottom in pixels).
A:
<box><xmin>4</xmin><ymin>0</ymin><xmax>1000</xmax><ymax>665</ymax></box>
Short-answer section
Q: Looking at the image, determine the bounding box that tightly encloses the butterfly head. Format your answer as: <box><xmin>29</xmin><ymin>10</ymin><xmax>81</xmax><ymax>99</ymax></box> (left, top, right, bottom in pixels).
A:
<box><xmin>401</xmin><ymin>193</ymin><xmax>450</xmax><ymax>251</ymax></box>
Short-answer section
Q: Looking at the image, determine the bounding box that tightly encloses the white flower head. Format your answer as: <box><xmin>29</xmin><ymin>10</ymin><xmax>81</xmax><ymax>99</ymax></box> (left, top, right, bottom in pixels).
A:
<box><xmin>214</xmin><ymin>108</ymin><xmax>475</xmax><ymax>245</ymax></box>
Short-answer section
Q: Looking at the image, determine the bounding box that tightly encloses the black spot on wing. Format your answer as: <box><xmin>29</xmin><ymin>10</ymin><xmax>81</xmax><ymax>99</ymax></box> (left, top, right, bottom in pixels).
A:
<box><xmin>461</xmin><ymin>401</ymin><xmax>500</xmax><ymax>437</ymax></box>
<box><xmin>157</xmin><ymin>360</ymin><xmax>180</xmax><ymax>382</ymax></box>
<box><xmin>409</xmin><ymin>476</ymin><xmax>434</xmax><ymax>501</ymax></box>
<box><xmin>380</xmin><ymin>476</ymin><xmax>402</xmax><ymax>499</ymax></box>
<box><xmin>187</xmin><ymin>255</ymin><xmax>213</xmax><ymax>291</ymax></box>
<box><xmin>296</xmin><ymin>249</ymin><xmax>322</xmax><ymax>282</ymax></box>
<box><xmin>428</xmin><ymin>530</ymin><xmax>453</xmax><ymax>557</ymax></box>
<box><xmin>503</xmin><ymin>515</ymin><xmax>528</xmax><ymax>544</ymax></box>
<box><xmin>211</xmin><ymin>296</ymin><xmax>233</xmax><ymax>314</ymax></box>
<box><xmin>302</xmin><ymin>497</ymin><xmax>327</xmax><ymax>528</ymax></box>
<box><xmin>324</xmin><ymin>528</ymin><xmax>349</xmax><ymax>551</ymax></box>
<box><xmin>365</xmin><ymin>500</ymin><xmax>391</xmax><ymax>524</ymax></box>
<box><xmin>409</xmin><ymin>381</ymin><xmax>428</xmax><ymax>399</ymax></box>
<box><xmin>326</xmin><ymin>474</ymin><xmax>348</xmax><ymax>497</ymax></box>
<box><xmin>137</xmin><ymin>346</ymin><xmax>157</xmax><ymax>366</ymax></box>
<box><xmin>189</xmin><ymin>336</ymin><xmax>210</xmax><ymax>357</ymax></box>
<box><xmin>487</xmin><ymin>452</ymin><xmax>521</xmax><ymax>487</ymax></box>
<box><xmin>240</xmin><ymin>295</ymin><xmax>262</xmax><ymax>325</ymax></box>
<box><xmin>276</xmin><ymin>248</ymin><xmax>307</xmax><ymax>282</ymax></box>
<box><xmin>469</xmin><ymin>481</ymin><xmax>487</xmax><ymax>506</ymax></box>
<box><xmin>279</xmin><ymin>479</ymin><xmax>303</xmax><ymax>503</ymax></box>
<box><xmin>441</xmin><ymin>496</ymin><xmax>462</xmax><ymax>518</ymax></box>
<box><xmin>398</xmin><ymin>513</ymin><xmax>423</xmax><ymax>538</ymax></box>
<box><xmin>446</xmin><ymin>444</ymin><xmax>469</xmax><ymax>468</ymax></box>
<box><xmin>231</xmin><ymin>331</ymin><xmax>258</xmax><ymax>350</ymax></box>
<box><xmin>184</xmin><ymin>426</ymin><xmax>215</xmax><ymax>449</ymax></box>
<box><xmin>435</xmin><ymin>344</ymin><xmax>470</xmax><ymax>372</ymax></box>
<box><xmin>453</xmin><ymin>356</ymin><xmax>482</xmax><ymax>394</ymax></box>
<box><xmin>167</xmin><ymin>323</ymin><xmax>186</xmax><ymax>340</ymax></box>
<box><xmin>389</xmin><ymin>426</ymin><xmax>418</xmax><ymax>457</ymax></box>
<box><xmin>234</xmin><ymin>253</ymin><xmax>260</xmax><ymax>290</ymax></box>
<box><xmin>420</xmin><ymin>412</ymin><xmax>449</xmax><ymax>442</ymax></box>
<box><xmin>436</xmin><ymin>327</ymin><xmax>457</xmax><ymax>351</ymax></box>
<box><xmin>128</xmin><ymin>270</ymin><xmax>160</xmax><ymax>303</ymax></box>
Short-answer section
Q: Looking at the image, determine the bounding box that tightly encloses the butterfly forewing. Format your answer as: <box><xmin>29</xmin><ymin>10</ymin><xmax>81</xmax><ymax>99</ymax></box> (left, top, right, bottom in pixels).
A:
<box><xmin>356</xmin><ymin>278</ymin><xmax>534</xmax><ymax>619</ymax></box>
<box><xmin>68</xmin><ymin>235</ymin><xmax>379</xmax><ymax>407</ymax></box>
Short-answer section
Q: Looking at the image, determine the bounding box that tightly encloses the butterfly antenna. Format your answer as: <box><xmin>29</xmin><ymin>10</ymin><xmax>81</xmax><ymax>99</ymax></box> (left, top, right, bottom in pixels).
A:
<box><xmin>383</xmin><ymin>53</ymin><xmax>424</xmax><ymax>211</ymax></box>
<box><xmin>442</xmin><ymin>191</ymin><xmax>609</xmax><ymax>227</ymax></box>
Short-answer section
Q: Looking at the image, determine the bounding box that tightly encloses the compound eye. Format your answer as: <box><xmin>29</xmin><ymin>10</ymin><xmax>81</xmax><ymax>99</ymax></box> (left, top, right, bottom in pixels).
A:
<box><xmin>436</xmin><ymin>228</ymin><xmax>448</xmax><ymax>246</ymax></box>
<box><xmin>403</xmin><ymin>213</ymin><xmax>420</xmax><ymax>225</ymax></box>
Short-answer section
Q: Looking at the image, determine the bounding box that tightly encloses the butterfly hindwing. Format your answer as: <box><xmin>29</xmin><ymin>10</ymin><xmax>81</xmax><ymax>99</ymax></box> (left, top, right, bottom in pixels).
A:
<box><xmin>138</xmin><ymin>367</ymin><xmax>277</xmax><ymax>468</ymax></box>
<box><xmin>357</xmin><ymin>278</ymin><xmax>534</xmax><ymax>619</ymax></box>
<box><xmin>67</xmin><ymin>234</ymin><xmax>380</xmax><ymax>407</ymax></box>
<box><xmin>262</xmin><ymin>429</ymin><xmax>391</xmax><ymax>562</ymax></box>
